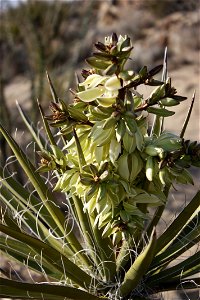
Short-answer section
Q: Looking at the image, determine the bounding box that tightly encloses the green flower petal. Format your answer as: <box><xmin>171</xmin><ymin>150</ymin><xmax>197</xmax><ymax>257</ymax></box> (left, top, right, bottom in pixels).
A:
<box><xmin>105</xmin><ymin>75</ymin><xmax>121</xmax><ymax>91</ymax></box>
<box><xmin>97</xmin><ymin>97</ymin><xmax>116</xmax><ymax>107</ymax></box>
<box><xmin>80</xmin><ymin>74</ymin><xmax>107</xmax><ymax>89</ymax></box>
<box><xmin>77</xmin><ymin>87</ymin><xmax>104</xmax><ymax>102</ymax></box>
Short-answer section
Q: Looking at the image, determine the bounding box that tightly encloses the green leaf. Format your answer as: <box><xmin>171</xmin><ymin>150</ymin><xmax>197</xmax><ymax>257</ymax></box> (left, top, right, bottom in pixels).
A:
<box><xmin>119</xmin><ymin>230</ymin><xmax>157</xmax><ymax>297</ymax></box>
<box><xmin>0</xmin><ymin>129</ymin><xmax>65</xmax><ymax>234</ymax></box>
<box><xmin>103</xmin><ymin>116</ymin><xmax>117</xmax><ymax>130</ymax></box>
<box><xmin>150</xmin><ymin>114</ymin><xmax>162</xmax><ymax>137</ymax></box>
<box><xmin>90</xmin><ymin>122</ymin><xmax>114</xmax><ymax>147</ymax></box>
<box><xmin>73</xmin><ymin>128</ymin><xmax>86</xmax><ymax>172</ymax></box>
<box><xmin>0</xmin><ymin>185</ymin><xmax>76</xmax><ymax>259</ymax></box>
<box><xmin>0</xmin><ymin>201</ymin><xmax>20</xmax><ymax>232</ymax></box>
<box><xmin>117</xmin><ymin>154</ymin><xmax>129</xmax><ymax>181</ymax></box>
<box><xmin>116</xmin><ymin>119</ymin><xmax>126</xmax><ymax>142</ymax></box>
<box><xmin>0</xmin><ymin>278</ymin><xmax>103</xmax><ymax>300</ymax></box>
<box><xmin>70</xmin><ymin>194</ymin><xmax>102</xmax><ymax>273</ymax></box>
<box><xmin>46</xmin><ymin>71</ymin><xmax>59</xmax><ymax>103</ymax></box>
<box><xmin>150</xmin><ymin>278</ymin><xmax>200</xmax><ymax>293</ymax></box>
<box><xmin>0</xmin><ymin>236</ymin><xmax>62</xmax><ymax>279</ymax></box>
<box><xmin>133</xmin><ymin>193</ymin><xmax>161</xmax><ymax>206</ymax></box>
<box><xmin>37</xmin><ymin>100</ymin><xmax>57</xmax><ymax>147</ymax></box>
<box><xmin>174</xmin><ymin>168</ymin><xmax>194</xmax><ymax>185</ymax></box>
<box><xmin>122</xmin><ymin>131</ymin><xmax>136</xmax><ymax>153</ymax></box>
<box><xmin>172</xmin><ymin>95</ymin><xmax>187</xmax><ymax>101</ymax></box>
<box><xmin>124</xmin><ymin>116</ymin><xmax>137</xmax><ymax>134</ymax></box>
<box><xmin>116</xmin><ymin>238</ymin><xmax>132</xmax><ymax>272</ymax></box>
<box><xmin>77</xmin><ymin>87</ymin><xmax>104</xmax><ymax>102</ymax></box>
<box><xmin>149</xmin><ymin>214</ymin><xmax>200</xmax><ymax>274</ymax></box>
<box><xmin>139</xmin><ymin>66</ymin><xmax>147</xmax><ymax>79</ymax></box>
<box><xmin>147</xmin><ymin>107</ymin><xmax>175</xmax><ymax>117</ymax></box>
<box><xmin>104</xmin><ymin>63</ymin><xmax>118</xmax><ymax>75</ymax></box>
<box><xmin>0</xmin><ymin>224</ymin><xmax>93</xmax><ymax>288</ymax></box>
<box><xmin>0</xmin><ymin>125</ymin><xmax>86</xmax><ymax>261</ymax></box>
<box><xmin>155</xmin><ymin>191</ymin><xmax>200</xmax><ymax>255</ymax></box>
<box><xmin>147</xmin><ymin>250</ymin><xmax>200</xmax><ymax>286</ymax></box>
<box><xmin>17</xmin><ymin>101</ymin><xmax>48</xmax><ymax>151</ymax></box>
<box><xmin>93</xmin><ymin>52</ymin><xmax>113</xmax><ymax>60</ymax></box>
<box><xmin>68</xmin><ymin>105</ymin><xmax>88</xmax><ymax>122</ymax></box>
<box><xmin>148</xmin><ymin>85</ymin><xmax>166</xmax><ymax>105</ymax></box>
<box><xmin>159</xmin><ymin>97</ymin><xmax>179</xmax><ymax>106</ymax></box>
<box><xmin>0</xmin><ymin>167</ymin><xmax>62</xmax><ymax>239</ymax></box>
<box><xmin>120</xmin><ymin>36</ymin><xmax>131</xmax><ymax>51</ymax></box>
<box><xmin>89</xmin><ymin>214</ymin><xmax>116</xmax><ymax>282</ymax></box>
<box><xmin>86</xmin><ymin>57</ymin><xmax>110</xmax><ymax>70</ymax></box>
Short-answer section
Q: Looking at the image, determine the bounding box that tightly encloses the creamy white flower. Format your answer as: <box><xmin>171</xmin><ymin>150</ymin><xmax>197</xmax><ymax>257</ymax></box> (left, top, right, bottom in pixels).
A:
<box><xmin>77</xmin><ymin>74</ymin><xmax>121</xmax><ymax>106</ymax></box>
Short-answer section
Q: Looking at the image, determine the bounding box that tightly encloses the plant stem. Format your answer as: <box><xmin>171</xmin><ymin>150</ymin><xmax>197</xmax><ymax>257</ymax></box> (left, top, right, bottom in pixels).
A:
<box><xmin>89</xmin><ymin>214</ymin><xmax>116</xmax><ymax>282</ymax></box>
<box><xmin>71</xmin><ymin>194</ymin><xmax>103</xmax><ymax>273</ymax></box>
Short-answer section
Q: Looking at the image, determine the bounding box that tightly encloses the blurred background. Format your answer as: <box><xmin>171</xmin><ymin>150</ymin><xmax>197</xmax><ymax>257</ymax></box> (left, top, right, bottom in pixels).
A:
<box><xmin>0</xmin><ymin>1</ymin><xmax>199</xmax><ymax>299</ymax></box>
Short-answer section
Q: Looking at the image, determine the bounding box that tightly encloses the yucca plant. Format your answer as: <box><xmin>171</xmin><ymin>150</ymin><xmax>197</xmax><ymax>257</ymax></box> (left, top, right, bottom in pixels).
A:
<box><xmin>0</xmin><ymin>33</ymin><xmax>199</xmax><ymax>300</ymax></box>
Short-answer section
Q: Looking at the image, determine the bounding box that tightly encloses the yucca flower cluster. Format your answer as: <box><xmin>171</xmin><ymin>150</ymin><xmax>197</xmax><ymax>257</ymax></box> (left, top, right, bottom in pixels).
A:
<box><xmin>1</xmin><ymin>33</ymin><xmax>200</xmax><ymax>300</ymax></box>
<box><xmin>37</xmin><ymin>33</ymin><xmax>198</xmax><ymax>245</ymax></box>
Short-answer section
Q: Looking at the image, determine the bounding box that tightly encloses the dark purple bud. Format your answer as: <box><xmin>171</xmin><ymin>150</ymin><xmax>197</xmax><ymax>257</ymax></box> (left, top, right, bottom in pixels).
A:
<box><xmin>111</xmin><ymin>32</ymin><xmax>118</xmax><ymax>45</ymax></box>
<box><xmin>148</xmin><ymin>65</ymin><xmax>163</xmax><ymax>77</ymax></box>
<box><xmin>94</xmin><ymin>42</ymin><xmax>107</xmax><ymax>52</ymax></box>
